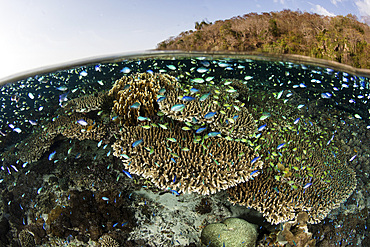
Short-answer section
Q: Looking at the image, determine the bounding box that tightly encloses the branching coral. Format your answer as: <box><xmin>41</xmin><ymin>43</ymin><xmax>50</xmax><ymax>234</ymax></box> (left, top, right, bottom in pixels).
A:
<box><xmin>158</xmin><ymin>79</ymin><xmax>256</xmax><ymax>139</ymax></box>
<box><xmin>228</xmin><ymin>116</ymin><xmax>357</xmax><ymax>224</ymax></box>
<box><xmin>99</xmin><ymin>234</ymin><xmax>120</xmax><ymax>247</ymax></box>
<box><xmin>63</xmin><ymin>91</ymin><xmax>108</xmax><ymax>113</ymax></box>
<box><xmin>16</xmin><ymin>112</ymin><xmax>106</xmax><ymax>163</ymax></box>
<box><xmin>108</xmin><ymin>72</ymin><xmax>179</xmax><ymax>125</ymax></box>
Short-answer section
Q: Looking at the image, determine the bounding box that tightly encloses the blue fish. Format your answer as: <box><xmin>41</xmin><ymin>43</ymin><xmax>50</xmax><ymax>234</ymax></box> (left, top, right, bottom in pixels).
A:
<box><xmin>102</xmin><ymin>197</ymin><xmax>109</xmax><ymax>201</ymax></box>
<box><xmin>171</xmin><ymin>190</ymin><xmax>180</xmax><ymax>195</ymax></box>
<box><xmin>204</xmin><ymin>112</ymin><xmax>216</xmax><ymax>119</ymax></box>
<box><xmin>121</xmin><ymin>67</ymin><xmax>131</xmax><ymax>73</ymax></box>
<box><xmin>208</xmin><ymin>132</ymin><xmax>221</xmax><ymax>137</ymax></box>
<box><xmin>196</xmin><ymin>127</ymin><xmax>206</xmax><ymax>134</ymax></box>
<box><xmin>173</xmin><ymin>175</ymin><xmax>176</xmax><ymax>183</ymax></box>
<box><xmin>258</xmin><ymin>124</ymin><xmax>266</xmax><ymax>131</ymax></box>
<box><xmin>250</xmin><ymin>156</ymin><xmax>260</xmax><ymax>165</ymax></box>
<box><xmin>158</xmin><ymin>88</ymin><xmax>166</xmax><ymax>94</ymax></box>
<box><xmin>130</xmin><ymin>102</ymin><xmax>141</xmax><ymax>108</ymax></box>
<box><xmin>250</xmin><ymin>170</ymin><xmax>259</xmax><ymax>176</ymax></box>
<box><xmin>28</xmin><ymin>120</ymin><xmax>37</xmax><ymax>126</ymax></box>
<box><xmin>132</xmin><ymin>139</ymin><xmax>143</xmax><ymax>148</ymax></box>
<box><xmin>349</xmin><ymin>155</ymin><xmax>357</xmax><ymax>162</ymax></box>
<box><xmin>182</xmin><ymin>96</ymin><xmax>196</xmax><ymax>101</ymax></box>
<box><xmin>190</xmin><ymin>88</ymin><xmax>199</xmax><ymax>93</ymax></box>
<box><xmin>77</xmin><ymin>119</ymin><xmax>88</xmax><ymax>126</ymax></box>
<box><xmin>59</xmin><ymin>92</ymin><xmax>68</xmax><ymax>103</ymax></box>
<box><xmin>171</xmin><ymin>104</ymin><xmax>185</xmax><ymax>112</ymax></box>
<box><xmin>321</xmin><ymin>92</ymin><xmax>332</xmax><ymax>99</ymax></box>
<box><xmin>137</xmin><ymin>116</ymin><xmax>148</xmax><ymax>121</ymax></box>
<box><xmin>48</xmin><ymin>151</ymin><xmax>56</xmax><ymax>161</ymax></box>
<box><xmin>294</xmin><ymin>118</ymin><xmax>300</xmax><ymax>124</ymax></box>
<box><xmin>122</xmin><ymin>169</ymin><xmax>133</xmax><ymax>179</ymax></box>
<box><xmin>56</xmin><ymin>86</ymin><xmax>68</xmax><ymax>91</ymax></box>
<box><xmin>303</xmin><ymin>183</ymin><xmax>312</xmax><ymax>189</ymax></box>
<box><xmin>13</xmin><ymin>128</ymin><xmax>21</xmax><ymax>133</ymax></box>
<box><xmin>277</xmin><ymin>143</ymin><xmax>286</xmax><ymax>150</ymax></box>
<box><xmin>157</xmin><ymin>96</ymin><xmax>166</xmax><ymax>102</ymax></box>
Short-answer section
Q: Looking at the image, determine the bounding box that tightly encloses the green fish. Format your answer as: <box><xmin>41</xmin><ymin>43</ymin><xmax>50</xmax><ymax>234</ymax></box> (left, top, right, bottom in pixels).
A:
<box><xmin>259</xmin><ymin>112</ymin><xmax>271</xmax><ymax>121</ymax></box>
<box><xmin>167</xmin><ymin>138</ymin><xmax>177</xmax><ymax>142</ymax></box>
<box><xmin>191</xmin><ymin>78</ymin><xmax>205</xmax><ymax>83</ymax></box>
<box><xmin>158</xmin><ymin>123</ymin><xmax>168</xmax><ymax>129</ymax></box>
<box><xmin>199</xmin><ymin>93</ymin><xmax>210</xmax><ymax>101</ymax></box>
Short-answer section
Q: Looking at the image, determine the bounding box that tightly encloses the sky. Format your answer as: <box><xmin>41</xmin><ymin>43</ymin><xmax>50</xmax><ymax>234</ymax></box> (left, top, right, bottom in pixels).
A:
<box><xmin>0</xmin><ymin>0</ymin><xmax>369</xmax><ymax>80</ymax></box>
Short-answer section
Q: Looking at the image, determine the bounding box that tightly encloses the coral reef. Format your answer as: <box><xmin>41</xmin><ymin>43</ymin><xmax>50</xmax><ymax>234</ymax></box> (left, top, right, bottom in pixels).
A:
<box><xmin>45</xmin><ymin>189</ymin><xmax>135</xmax><ymax>242</ymax></box>
<box><xmin>16</xmin><ymin>112</ymin><xmax>106</xmax><ymax>163</ymax></box>
<box><xmin>310</xmin><ymin>207</ymin><xmax>369</xmax><ymax>246</ymax></box>
<box><xmin>18</xmin><ymin>229</ymin><xmax>35</xmax><ymax>247</ymax></box>
<box><xmin>158</xmin><ymin>79</ymin><xmax>256</xmax><ymax>139</ymax></box>
<box><xmin>62</xmin><ymin>91</ymin><xmax>109</xmax><ymax>113</ymax></box>
<box><xmin>200</xmin><ymin>217</ymin><xmax>258</xmax><ymax>247</ymax></box>
<box><xmin>276</xmin><ymin>212</ymin><xmax>315</xmax><ymax>247</ymax></box>
<box><xmin>112</xmin><ymin>120</ymin><xmax>262</xmax><ymax>195</ymax></box>
<box><xmin>108</xmin><ymin>72</ymin><xmax>179</xmax><ymax>125</ymax></box>
<box><xmin>228</xmin><ymin>116</ymin><xmax>357</xmax><ymax>224</ymax></box>
<box><xmin>195</xmin><ymin>198</ymin><xmax>212</xmax><ymax>214</ymax></box>
<box><xmin>98</xmin><ymin>234</ymin><xmax>120</xmax><ymax>247</ymax></box>
<box><xmin>227</xmin><ymin>88</ymin><xmax>357</xmax><ymax>225</ymax></box>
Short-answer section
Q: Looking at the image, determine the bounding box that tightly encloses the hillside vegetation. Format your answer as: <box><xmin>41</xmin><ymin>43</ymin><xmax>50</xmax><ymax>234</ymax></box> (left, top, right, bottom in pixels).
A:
<box><xmin>157</xmin><ymin>10</ymin><xmax>370</xmax><ymax>69</ymax></box>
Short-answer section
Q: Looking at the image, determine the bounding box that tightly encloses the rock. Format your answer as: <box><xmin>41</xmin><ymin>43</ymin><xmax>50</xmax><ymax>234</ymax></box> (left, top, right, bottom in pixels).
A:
<box><xmin>201</xmin><ymin>218</ymin><xmax>258</xmax><ymax>247</ymax></box>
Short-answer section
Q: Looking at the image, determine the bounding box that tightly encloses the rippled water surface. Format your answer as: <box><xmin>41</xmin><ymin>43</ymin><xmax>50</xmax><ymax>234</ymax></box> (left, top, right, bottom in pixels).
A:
<box><xmin>0</xmin><ymin>53</ymin><xmax>369</xmax><ymax>246</ymax></box>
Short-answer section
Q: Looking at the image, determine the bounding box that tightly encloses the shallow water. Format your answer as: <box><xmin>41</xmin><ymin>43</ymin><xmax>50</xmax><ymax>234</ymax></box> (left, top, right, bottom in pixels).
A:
<box><xmin>0</xmin><ymin>53</ymin><xmax>369</xmax><ymax>246</ymax></box>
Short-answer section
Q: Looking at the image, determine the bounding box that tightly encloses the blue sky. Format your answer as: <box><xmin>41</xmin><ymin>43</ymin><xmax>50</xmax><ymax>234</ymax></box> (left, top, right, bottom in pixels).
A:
<box><xmin>0</xmin><ymin>0</ymin><xmax>369</xmax><ymax>80</ymax></box>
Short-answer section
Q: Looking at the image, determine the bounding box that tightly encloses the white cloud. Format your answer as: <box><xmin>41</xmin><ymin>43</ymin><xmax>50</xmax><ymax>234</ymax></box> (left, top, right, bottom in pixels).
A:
<box><xmin>356</xmin><ymin>0</ymin><xmax>370</xmax><ymax>16</ymax></box>
<box><xmin>273</xmin><ymin>0</ymin><xmax>285</xmax><ymax>4</ymax></box>
<box><xmin>312</xmin><ymin>5</ymin><xmax>336</xmax><ymax>16</ymax></box>
<box><xmin>330</xmin><ymin>0</ymin><xmax>343</xmax><ymax>6</ymax></box>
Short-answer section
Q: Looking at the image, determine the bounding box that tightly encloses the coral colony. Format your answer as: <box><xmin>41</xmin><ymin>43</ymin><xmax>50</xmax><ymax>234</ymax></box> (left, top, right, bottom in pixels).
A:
<box><xmin>0</xmin><ymin>56</ymin><xmax>368</xmax><ymax>246</ymax></box>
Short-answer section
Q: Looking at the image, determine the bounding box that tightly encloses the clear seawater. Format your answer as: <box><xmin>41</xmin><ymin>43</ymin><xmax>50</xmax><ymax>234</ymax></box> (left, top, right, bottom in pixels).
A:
<box><xmin>0</xmin><ymin>52</ymin><xmax>369</xmax><ymax>246</ymax></box>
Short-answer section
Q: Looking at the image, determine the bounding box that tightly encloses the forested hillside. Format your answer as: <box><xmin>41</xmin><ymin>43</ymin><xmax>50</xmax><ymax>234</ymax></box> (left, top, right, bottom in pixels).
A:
<box><xmin>157</xmin><ymin>10</ymin><xmax>370</xmax><ymax>69</ymax></box>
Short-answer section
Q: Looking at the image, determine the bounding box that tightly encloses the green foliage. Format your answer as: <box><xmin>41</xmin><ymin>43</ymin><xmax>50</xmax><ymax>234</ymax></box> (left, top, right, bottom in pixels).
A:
<box><xmin>269</xmin><ymin>19</ymin><xmax>280</xmax><ymax>38</ymax></box>
<box><xmin>157</xmin><ymin>10</ymin><xmax>370</xmax><ymax>69</ymax></box>
<box><xmin>195</xmin><ymin>20</ymin><xmax>212</xmax><ymax>30</ymax></box>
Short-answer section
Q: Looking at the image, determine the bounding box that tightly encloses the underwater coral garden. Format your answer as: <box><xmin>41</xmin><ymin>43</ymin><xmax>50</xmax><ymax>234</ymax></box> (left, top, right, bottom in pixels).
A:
<box><xmin>0</xmin><ymin>54</ymin><xmax>369</xmax><ymax>246</ymax></box>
